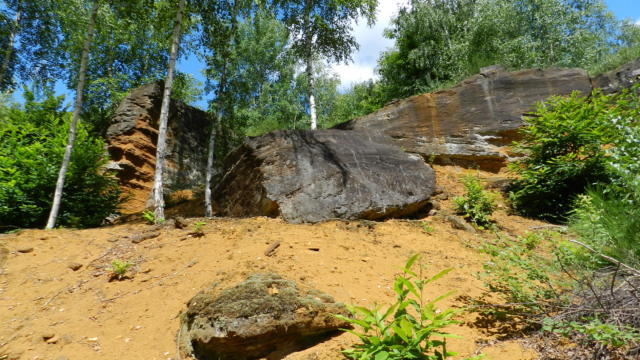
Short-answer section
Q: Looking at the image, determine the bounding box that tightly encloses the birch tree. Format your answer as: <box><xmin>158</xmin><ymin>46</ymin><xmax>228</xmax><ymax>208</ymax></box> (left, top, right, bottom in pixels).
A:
<box><xmin>151</xmin><ymin>0</ymin><xmax>187</xmax><ymax>222</ymax></box>
<box><xmin>277</xmin><ymin>0</ymin><xmax>377</xmax><ymax>129</ymax></box>
<box><xmin>199</xmin><ymin>0</ymin><xmax>251</xmax><ymax>217</ymax></box>
<box><xmin>0</xmin><ymin>6</ymin><xmax>20</xmax><ymax>89</ymax></box>
<box><xmin>45</xmin><ymin>0</ymin><xmax>100</xmax><ymax>229</ymax></box>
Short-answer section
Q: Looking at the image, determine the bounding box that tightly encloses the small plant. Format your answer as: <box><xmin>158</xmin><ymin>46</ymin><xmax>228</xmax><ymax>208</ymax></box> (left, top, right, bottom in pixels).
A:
<box><xmin>190</xmin><ymin>221</ymin><xmax>206</xmax><ymax>237</ymax></box>
<box><xmin>542</xmin><ymin>318</ymin><xmax>640</xmax><ymax>348</ymax></box>
<box><xmin>142</xmin><ymin>210</ymin><xmax>164</xmax><ymax>225</ymax></box>
<box><xmin>142</xmin><ymin>210</ymin><xmax>155</xmax><ymax>224</ymax></box>
<box><xmin>336</xmin><ymin>254</ymin><xmax>479</xmax><ymax>360</ymax></box>
<box><xmin>454</xmin><ymin>175</ymin><xmax>496</xmax><ymax>228</ymax></box>
<box><xmin>421</xmin><ymin>221</ymin><xmax>435</xmax><ymax>234</ymax></box>
<box><xmin>108</xmin><ymin>259</ymin><xmax>133</xmax><ymax>281</ymax></box>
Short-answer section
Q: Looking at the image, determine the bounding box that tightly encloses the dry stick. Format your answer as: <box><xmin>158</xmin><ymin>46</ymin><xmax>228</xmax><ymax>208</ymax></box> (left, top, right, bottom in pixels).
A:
<box><xmin>610</xmin><ymin>262</ymin><xmax>621</xmax><ymax>299</ymax></box>
<box><xmin>568</xmin><ymin>239</ymin><xmax>640</xmax><ymax>277</ymax></box>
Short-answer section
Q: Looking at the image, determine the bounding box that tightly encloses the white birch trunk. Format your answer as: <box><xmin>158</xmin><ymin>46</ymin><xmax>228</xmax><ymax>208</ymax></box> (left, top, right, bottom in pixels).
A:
<box><xmin>303</xmin><ymin>0</ymin><xmax>317</xmax><ymax>130</ymax></box>
<box><xmin>204</xmin><ymin>3</ymin><xmax>239</xmax><ymax>217</ymax></box>
<box><xmin>306</xmin><ymin>58</ymin><xmax>317</xmax><ymax>130</ymax></box>
<box><xmin>45</xmin><ymin>1</ymin><xmax>99</xmax><ymax>229</ymax></box>
<box><xmin>0</xmin><ymin>9</ymin><xmax>21</xmax><ymax>87</ymax></box>
<box><xmin>152</xmin><ymin>0</ymin><xmax>186</xmax><ymax>223</ymax></box>
<box><xmin>204</xmin><ymin>114</ymin><xmax>216</xmax><ymax>217</ymax></box>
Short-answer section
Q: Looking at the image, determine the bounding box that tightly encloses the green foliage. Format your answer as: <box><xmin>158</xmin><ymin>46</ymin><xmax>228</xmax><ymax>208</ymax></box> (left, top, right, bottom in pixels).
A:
<box><xmin>109</xmin><ymin>259</ymin><xmax>133</xmax><ymax>280</ymax></box>
<box><xmin>325</xmin><ymin>80</ymin><xmax>387</xmax><ymax>128</ymax></box>
<box><xmin>479</xmin><ymin>230</ymin><xmax>640</xmax><ymax>350</ymax></box>
<box><xmin>0</xmin><ymin>91</ymin><xmax>120</xmax><ymax>231</ymax></box>
<box><xmin>336</xmin><ymin>254</ymin><xmax>477</xmax><ymax>360</ymax></box>
<box><xmin>191</xmin><ymin>221</ymin><xmax>206</xmax><ymax>236</ymax></box>
<box><xmin>543</xmin><ymin>318</ymin><xmax>640</xmax><ymax>348</ymax></box>
<box><xmin>588</xmin><ymin>21</ymin><xmax>640</xmax><ymax>76</ymax></box>
<box><xmin>478</xmin><ymin>231</ymin><xmax>576</xmax><ymax>316</ymax></box>
<box><xmin>568</xmin><ymin>111</ymin><xmax>640</xmax><ymax>268</ymax></box>
<box><xmin>420</xmin><ymin>221</ymin><xmax>435</xmax><ymax>234</ymax></box>
<box><xmin>142</xmin><ymin>210</ymin><xmax>156</xmax><ymax>225</ymax></box>
<box><xmin>453</xmin><ymin>175</ymin><xmax>496</xmax><ymax>228</ymax></box>
<box><xmin>376</xmin><ymin>0</ymin><xmax>633</xmax><ymax>103</ymax></box>
<box><xmin>508</xmin><ymin>88</ymin><xmax>640</xmax><ymax>221</ymax></box>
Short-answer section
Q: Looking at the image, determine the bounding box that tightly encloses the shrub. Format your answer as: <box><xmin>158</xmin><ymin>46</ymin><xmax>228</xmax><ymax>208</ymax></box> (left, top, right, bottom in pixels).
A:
<box><xmin>0</xmin><ymin>91</ymin><xmax>121</xmax><ymax>231</ymax></box>
<box><xmin>508</xmin><ymin>88</ymin><xmax>640</xmax><ymax>222</ymax></box>
<box><xmin>569</xmin><ymin>112</ymin><xmax>640</xmax><ymax>268</ymax></box>
<box><xmin>336</xmin><ymin>254</ymin><xmax>480</xmax><ymax>360</ymax></box>
<box><xmin>478</xmin><ymin>230</ymin><xmax>640</xmax><ymax>355</ymax></box>
<box><xmin>454</xmin><ymin>175</ymin><xmax>496</xmax><ymax>228</ymax></box>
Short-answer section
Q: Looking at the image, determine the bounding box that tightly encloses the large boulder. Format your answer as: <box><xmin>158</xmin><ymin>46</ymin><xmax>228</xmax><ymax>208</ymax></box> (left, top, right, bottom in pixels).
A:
<box><xmin>212</xmin><ymin>129</ymin><xmax>436</xmax><ymax>223</ymax></box>
<box><xmin>106</xmin><ymin>82</ymin><xmax>210</xmax><ymax>213</ymax></box>
<box><xmin>178</xmin><ymin>273</ymin><xmax>351</xmax><ymax>360</ymax></box>
<box><xmin>334</xmin><ymin>66</ymin><xmax>593</xmax><ymax>172</ymax></box>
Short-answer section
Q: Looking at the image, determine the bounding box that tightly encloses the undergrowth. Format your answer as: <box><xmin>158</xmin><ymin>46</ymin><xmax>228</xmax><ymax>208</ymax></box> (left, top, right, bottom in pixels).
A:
<box><xmin>477</xmin><ymin>230</ymin><xmax>640</xmax><ymax>358</ymax></box>
<box><xmin>337</xmin><ymin>254</ymin><xmax>482</xmax><ymax>360</ymax></box>
<box><xmin>454</xmin><ymin>175</ymin><xmax>496</xmax><ymax>229</ymax></box>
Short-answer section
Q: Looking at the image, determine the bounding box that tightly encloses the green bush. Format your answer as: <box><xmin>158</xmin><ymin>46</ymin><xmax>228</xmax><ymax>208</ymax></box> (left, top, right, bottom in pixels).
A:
<box><xmin>508</xmin><ymin>88</ymin><xmax>640</xmax><ymax>222</ymax></box>
<box><xmin>454</xmin><ymin>175</ymin><xmax>496</xmax><ymax>228</ymax></box>
<box><xmin>569</xmin><ymin>112</ymin><xmax>640</xmax><ymax>267</ymax></box>
<box><xmin>336</xmin><ymin>255</ymin><xmax>479</xmax><ymax>360</ymax></box>
<box><xmin>478</xmin><ymin>230</ymin><xmax>640</xmax><ymax>352</ymax></box>
<box><xmin>0</xmin><ymin>91</ymin><xmax>121</xmax><ymax>230</ymax></box>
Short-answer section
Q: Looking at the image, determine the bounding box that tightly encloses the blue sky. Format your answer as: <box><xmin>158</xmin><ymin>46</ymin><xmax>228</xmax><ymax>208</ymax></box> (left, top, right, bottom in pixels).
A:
<box><xmin>27</xmin><ymin>0</ymin><xmax>640</xmax><ymax>109</ymax></box>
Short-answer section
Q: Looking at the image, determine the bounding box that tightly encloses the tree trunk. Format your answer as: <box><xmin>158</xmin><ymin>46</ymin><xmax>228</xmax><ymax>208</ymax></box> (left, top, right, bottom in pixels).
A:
<box><xmin>0</xmin><ymin>8</ymin><xmax>21</xmax><ymax>87</ymax></box>
<box><xmin>303</xmin><ymin>0</ymin><xmax>317</xmax><ymax>130</ymax></box>
<box><xmin>152</xmin><ymin>0</ymin><xmax>186</xmax><ymax>223</ymax></box>
<box><xmin>45</xmin><ymin>1</ymin><xmax>99</xmax><ymax>229</ymax></box>
<box><xmin>307</xmin><ymin>58</ymin><xmax>318</xmax><ymax>130</ymax></box>
<box><xmin>204</xmin><ymin>2</ymin><xmax>239</xmax><ymax>217</ymax></box>
<box><xmin>204</xmin><ymin>113</ymin><xmax>217</xmax><ymax>217</ymax></box>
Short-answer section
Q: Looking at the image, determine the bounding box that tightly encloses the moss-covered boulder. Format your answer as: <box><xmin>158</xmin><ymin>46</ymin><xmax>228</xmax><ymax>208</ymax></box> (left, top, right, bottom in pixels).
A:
<box><xmin>177</xmin><ymin>273</ymin><xmax>351</xmax><ymax>360</ymax></box>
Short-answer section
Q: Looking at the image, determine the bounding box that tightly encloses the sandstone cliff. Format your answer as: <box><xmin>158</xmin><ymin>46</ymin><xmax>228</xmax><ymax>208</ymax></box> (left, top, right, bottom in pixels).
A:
<box><xmin>335</xmin><ymin>60</ymin><xmax>640</xmax><ymax>172</ymax></box>
<box><xmin>106</xmin><ymin>82</ymin><xmax>210</xmax><ymax>213</ymax></box>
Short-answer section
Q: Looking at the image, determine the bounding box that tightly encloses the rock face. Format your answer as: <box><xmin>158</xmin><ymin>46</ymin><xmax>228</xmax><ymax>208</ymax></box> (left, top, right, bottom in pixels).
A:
<box><xmin>106</xmin><ymin>82</ymin><xmax>210</xmax><ymax>213</ymax></box>
<box><xmin>335</xmin><ymin>66</ymin><xmax>593</xmax><ymax>172</ymax></box>
<box><xmin>178</xmin><ymin>273</ymin><xmax>351</xmax><ymax>360</ymax></box>
<box><xmin>212</xmin><ymin>129</ymin><xmax>436</xmax><ymax>223</ymax></box>
<box><xmin>592</xmin><ymin>58</ymin><xmax>640</xmax><ymax>94</ymax></box>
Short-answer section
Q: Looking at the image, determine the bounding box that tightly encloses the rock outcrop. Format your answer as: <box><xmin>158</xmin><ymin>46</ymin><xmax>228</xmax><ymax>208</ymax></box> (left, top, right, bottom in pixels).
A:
<box><xmin>212</xmin><ymin>129</ymin><xmax>436</xmax><ymax>223</ymax></box>
<box><xmin>592</xmin><ymin>58</ymin><xmax>640</xmax><ymax>94</ymax></box>
<box><xmin>178</xmin><ymin>273</ymin><xmax>351</xmax><ymax>360</ymax></box>
<box><xmin>106</xmin><ymin>82</ymin><xmax>210</xmax><ymax>213</ymax></box>
<box><xmin>334</xmin><ymin>66</ymin><xmax>593</xmax><ymax>172</ymax></box>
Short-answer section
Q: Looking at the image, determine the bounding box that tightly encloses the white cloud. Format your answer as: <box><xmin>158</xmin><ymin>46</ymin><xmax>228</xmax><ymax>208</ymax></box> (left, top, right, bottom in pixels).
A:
<box><xmin>332</xmin><ymin>63</ymin><xmax>377</xmax><ymax>87</ymax></box>
<box><xmin>636</xmin><ymin>18</ymin><xmax>640</xmax><ymax>25</ymax></box>
<box><xmin>332</xmin><ymin>0</ymin><xmax>410</xmax><ymax>89</ymax></box>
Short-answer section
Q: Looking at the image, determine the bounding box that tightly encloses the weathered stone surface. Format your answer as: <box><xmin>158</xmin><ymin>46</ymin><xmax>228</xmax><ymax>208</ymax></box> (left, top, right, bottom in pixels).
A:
<box><xmin>592</xmin><ymin>58</ymin><xmax>640</xmax><ymax>94</ymax></box>
<box><xmin>106</xmin><ymin>82</ymin><xmax>210</xmax><ymax>213</ymax></box>
<box><xmin>212</xmin><ymin>129</ymin><xmax>436</xmax><ymax>223</ymax></box>
<box><xmin>178</xmin><ymin>273</ymin><xmax>351</xmax><ymax>360</ymax></box>
<box><xmin>335</xmin><ymin>66</ymin><xmax>593</xmax><ymax>172</ymax></box>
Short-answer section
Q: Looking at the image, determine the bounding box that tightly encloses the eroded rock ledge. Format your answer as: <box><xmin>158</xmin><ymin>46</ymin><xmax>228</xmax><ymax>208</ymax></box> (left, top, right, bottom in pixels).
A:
<box><xmin>334</xmin><ymin>60</ymin><xmax>640</xmax><ymax>172</ymax></box>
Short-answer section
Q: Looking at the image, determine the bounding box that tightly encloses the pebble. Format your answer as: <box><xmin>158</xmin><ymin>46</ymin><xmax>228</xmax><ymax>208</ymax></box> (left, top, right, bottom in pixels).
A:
<box><xmin>17</xmin><ymin>246</ymin><xmax>34</xmax><ymax>253</ymax></box>
<box><xmin>68</xmin><ymin>262</ymin><xmax>83</xmax><ymax>271</ymax></box>
<box><xmin>41</xmin><ymin>333</ymin><xmax>55</xmax><ymax>341</ymax></box>
<box><xmin>45</xmin><ymin>335</ymin><xmax>59</xmax><ymax>344</ymax></box>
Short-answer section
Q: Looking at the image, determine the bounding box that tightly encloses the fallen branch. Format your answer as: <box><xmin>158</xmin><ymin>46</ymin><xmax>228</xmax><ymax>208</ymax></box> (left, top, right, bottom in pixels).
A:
<box><xmin>568</xmin><ymin>239</ymin><xmax>640</xmax><ymax>277</ymax></box>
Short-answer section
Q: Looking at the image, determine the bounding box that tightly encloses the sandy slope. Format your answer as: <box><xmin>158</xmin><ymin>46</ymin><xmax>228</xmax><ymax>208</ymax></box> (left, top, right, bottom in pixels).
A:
<box><xmin>0</xmin><ymin>166</ymin><xmax>545</xmax><ymax>360</ymax></box>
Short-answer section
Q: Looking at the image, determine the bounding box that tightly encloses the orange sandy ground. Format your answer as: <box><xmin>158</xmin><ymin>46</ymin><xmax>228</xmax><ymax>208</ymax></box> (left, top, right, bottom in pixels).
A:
<box><xmin>0</xmin><ymin>166</ymin><xmax>547</xmax><ymax>360</ymax></box>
